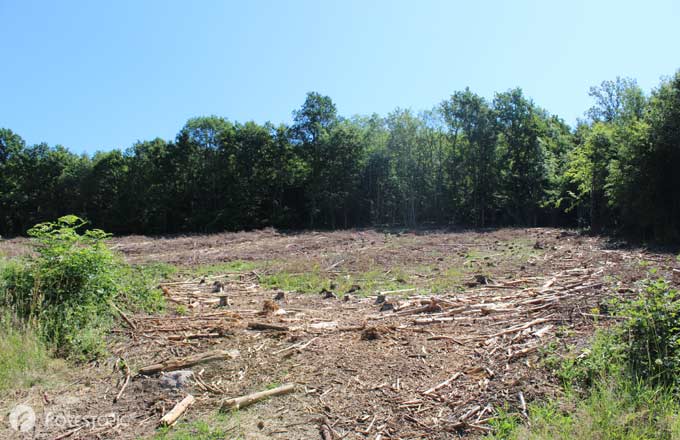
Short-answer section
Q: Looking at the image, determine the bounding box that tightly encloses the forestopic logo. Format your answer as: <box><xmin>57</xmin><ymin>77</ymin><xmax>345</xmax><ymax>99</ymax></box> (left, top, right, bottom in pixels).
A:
<box><xmin>9</xmin><ymin>404</ymin><xmax>35</xmax><ymax>432</ymax></box>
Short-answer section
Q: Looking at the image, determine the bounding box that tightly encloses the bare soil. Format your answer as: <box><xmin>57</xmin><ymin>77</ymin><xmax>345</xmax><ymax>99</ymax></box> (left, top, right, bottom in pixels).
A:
<box><xmin>2</xmin><ymin>228</ymin><xmax>678</xmax><ymax>440</ymax></box>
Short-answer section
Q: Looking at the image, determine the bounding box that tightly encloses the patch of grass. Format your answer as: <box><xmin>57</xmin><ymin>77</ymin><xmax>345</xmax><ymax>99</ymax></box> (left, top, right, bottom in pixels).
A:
<box><xmin>0</xmin><ymin>313</ymin><xmax>65</xmax><ymax>391</ymax></box>
<box><xmin>151</xmin><ymin>411</ymin><xmax>243</xmax><ymax>440</ymax></box>
<box><xmin>260</xmin><ymin>266</ymin><xmax>415</xmax><ymax>297</ymax></box>
<box><xmin>260</xmin><ymin>268</ymin><xmax>327</xmax><ymax>294</ymax></box>
<box><xmin>489</xmin><ymin>382</ymin><xmax>680</xmax><ymax>440</ymax></box>
<box><xmin>266</xmin><ymin>381</ymin><xmax>283</xmax><ymax>390</ymax></box>
<box><xmin>192</xmin><ymin>260</ymin><xmax>259</xmax><ymax>277</ymax></box>
<box><xmin>430</xmin><ymin>266</ymin><xmax>465</xmax><ymax>293</ymax></box>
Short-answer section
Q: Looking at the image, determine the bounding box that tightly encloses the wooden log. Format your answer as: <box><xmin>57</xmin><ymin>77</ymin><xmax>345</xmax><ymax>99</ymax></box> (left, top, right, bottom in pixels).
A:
<box><xmin>159</xmin><ymin>395</ymin><xmax>195</xmax><ymax>427</ymax></box>
<box><xmin>221</xmin><ymin>383</ymin><xmax>296</xmax><ymax>411</ymax></box>
<box><xmin>247</xmin><ymin>322</ymin><xmax>289</xmax><ymax>332</ymax></box>
<box><xmin>139</xmin><ymin>349</ymin><xmax>239</xmax><ymax>375</ymax></box>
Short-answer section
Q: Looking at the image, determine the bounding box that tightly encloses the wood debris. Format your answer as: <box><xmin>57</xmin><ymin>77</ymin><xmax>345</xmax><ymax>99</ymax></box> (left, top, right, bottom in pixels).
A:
<box><xmin>220</xmin><ymin>383</ymin><xmax>296</xmax><ymax>411</ymax></box>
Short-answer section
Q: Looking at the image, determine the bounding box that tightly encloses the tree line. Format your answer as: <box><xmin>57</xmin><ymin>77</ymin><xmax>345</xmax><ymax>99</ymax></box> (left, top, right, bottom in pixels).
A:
<box><xmin>1</xmin><ymin>69</ymin><xmax>679</xmax><ymax>240</ymax></box>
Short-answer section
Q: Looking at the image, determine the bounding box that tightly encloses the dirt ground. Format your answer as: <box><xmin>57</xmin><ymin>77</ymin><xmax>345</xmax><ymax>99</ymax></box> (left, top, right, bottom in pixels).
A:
<box><xmin>2</xmin><ymin>227</ymin><xmax>678</xmax><ymax>440</ymax></box>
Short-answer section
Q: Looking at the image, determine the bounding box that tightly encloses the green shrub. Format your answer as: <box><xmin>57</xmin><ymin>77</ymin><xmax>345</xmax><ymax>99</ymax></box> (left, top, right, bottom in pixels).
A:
<box><xmin>0</xmin><ymin>215</ymin><xmax>164</xmax><ymax>360</ymax></box>
<box><xmin>618</xmin><ymin>278</ymin><xmax>680</xmax><ymax>387</ymax></box>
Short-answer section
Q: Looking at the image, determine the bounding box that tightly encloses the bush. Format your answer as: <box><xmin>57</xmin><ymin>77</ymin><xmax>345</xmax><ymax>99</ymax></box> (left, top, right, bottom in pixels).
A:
<box><xmin>0</xmin><ymin>215</ymin><xmax>164</xmax><ymax>359</ymax></box>
<box><xmin>618</xmin><ymin>277</ymin><xmax>680</xmax><ymax>387</ymax></box>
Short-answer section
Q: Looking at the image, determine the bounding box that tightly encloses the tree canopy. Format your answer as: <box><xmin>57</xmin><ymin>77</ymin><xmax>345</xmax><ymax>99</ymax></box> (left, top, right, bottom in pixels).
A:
<box><xmin>1</xmin><ymin>69</ymin><xmax>679</xmax><ymax>241</ymax></box>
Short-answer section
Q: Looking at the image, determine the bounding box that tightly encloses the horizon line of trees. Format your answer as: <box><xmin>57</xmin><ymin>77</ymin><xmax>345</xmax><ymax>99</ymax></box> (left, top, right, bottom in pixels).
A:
<box><xmin>1</xmin><ymin>69</ymin><xmax>679</xmax><ymax>241</ymax></box>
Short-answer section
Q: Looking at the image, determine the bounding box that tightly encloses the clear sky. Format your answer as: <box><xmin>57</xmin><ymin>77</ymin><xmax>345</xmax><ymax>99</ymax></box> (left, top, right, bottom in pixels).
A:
<box><xmin>1</xmin><ymin>0</ymin><xmax>679</xmax><ymax>154</ymax></box>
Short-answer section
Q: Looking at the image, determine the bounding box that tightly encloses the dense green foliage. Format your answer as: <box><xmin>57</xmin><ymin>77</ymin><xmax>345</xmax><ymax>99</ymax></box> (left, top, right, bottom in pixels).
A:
<box><xmin>1</xmin><ymin>70</ymin><xmax>679</xmax><ymax>239</ymax></box>
<box><xmin>489</xmin><ymin>275</ymin><xmax>680</xmax><ymax>439</ymax></box>
<box><xmin>618</xmin><ymin>278</ymin><xmax>680</xmax><ymax>387</ymax></box>
<box><xmin>0</xmin><ymin>215</ymin><xmax>164</xmax><ymax>359</ymax></box>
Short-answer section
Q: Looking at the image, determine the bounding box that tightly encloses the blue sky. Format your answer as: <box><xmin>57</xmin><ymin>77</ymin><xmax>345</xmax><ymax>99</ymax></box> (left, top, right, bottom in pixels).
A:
<box><xmin>1</xmin><ymin>0</ymin><xmax>679</xmax><ymax>154</ymax></box>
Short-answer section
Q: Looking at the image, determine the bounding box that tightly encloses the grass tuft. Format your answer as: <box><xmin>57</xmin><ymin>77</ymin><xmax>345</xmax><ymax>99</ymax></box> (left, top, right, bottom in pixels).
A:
<box><xmin>0</xmin><ymin>313</ymin><xmax>65</xmax><ymax>391</ymax></box>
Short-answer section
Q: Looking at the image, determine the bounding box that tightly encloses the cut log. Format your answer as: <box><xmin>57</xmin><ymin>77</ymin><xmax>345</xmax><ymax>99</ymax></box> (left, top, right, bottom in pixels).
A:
<box><xmin>221</xmin><ymin>383</ymin><xmax>296</xmax><ymax>411</ymax></box>
<box><xmin>247</xmin><ymin>322</ymin><xmax>289</xmax><ymax>331</ymax></box>
<box><xmin>159</xmin><ymin>394</ymin><xmax>195</xmax><ymax>427</ymax></box>
<box><xmin>139</xmin><ymin>349</ymin><xmax>239</xmax><ymax>375</ymax></box>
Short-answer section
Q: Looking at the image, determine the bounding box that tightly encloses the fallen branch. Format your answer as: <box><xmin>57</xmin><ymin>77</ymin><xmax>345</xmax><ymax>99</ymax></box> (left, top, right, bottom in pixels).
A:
<box><xmin>320</xmin><ymin>421</ymin><xmax>334</xmax><ymax>440</ymax></box>
<box><xmin>413</xmin><ymin>316</ymin><xmax>455</xmax><ymax>325</ymax></box>
<box><xmin>139</xmin><ymin>349</ymin><xmax>239</xmax><ymax>375</ymax></box>
<box><xmin>427</xmin><ymin>335</ymin><xmax>465</xmax><ymax>346</ymax></box>
<box><xmin>52</xmin><ymin>425</ymin><xmax>84</xmax><ymax>440</ymax></box>
<box><xmin>221</xmin><ymin>383</ymin><xmax>296</xmax><ymax>411</ymax></box>
<box><xmin>486</xmin><ymin>317</ymin><xmax>557</xmax><ymax>341</ymax></box>
<box><xmin>423</xmin><ymin>372</ymin><xmax>461</xmax><ymax>395</ymax></box>
<box><xmin>273</xmin><ymin>337</ymin><xmax>318</xmax><ymax>355</ymax></box>
<box><xmin>113</xmin><ymin>360</ymin><xmax>131</xmax><ymax>403</ymax></box>
<box><xmin>167</xmin><ymin>332</ymin><xmax>222</xmax><ymax>341</ymax></box>
<box><xmin>508</xmin><ymin>345</ymin><xmax>539</xmax><ymax>361</ymax></box>
<box><xmin>393</xmin><ymin>297</ymin><xmax>443</xmax><ymax>316</ymax></box>
<box><xmin>518</xmin><ymin>391</ymin><xmax>528</xmax><ymax>419</ymax></box>
<box><xmin>110</xmin><ymin>302</ymin><xmax>136</xmax><ymax>331</ymax></box>
<box><xmin>159</xmin><ymin>394</ymin><xmax>195</xmax><ymax>427</ymax></box>
<box><xmin>325</xmin><ymin>259</ymin><xmax>345</xmax><ymax>271</ymax></box>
